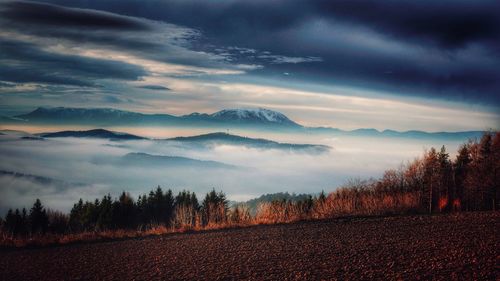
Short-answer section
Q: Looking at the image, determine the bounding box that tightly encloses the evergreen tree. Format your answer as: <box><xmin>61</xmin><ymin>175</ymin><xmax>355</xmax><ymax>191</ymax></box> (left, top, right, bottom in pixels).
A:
<box><xmin>97</xmin><ymin>194</ymin><xmax>113</xmax><ymax>230</ymax></box>
<box><xmin>29</xmin><ymin>199</ymin><xmax>49</xmax><ymax>234</ymax></box>
<box><xmin>69</xmin><ymin>198</ymin><xmax>84</xmax><ymax>231</ymax></box>
<box><xmin>113</xmin><ymin>191</ymin><xmax>137</xmax><ymax>229</ymax></box>
<box><xmin>4</xmin><ymin>209</ymin><xmax>14</xmax><ymax>235</ymax></box>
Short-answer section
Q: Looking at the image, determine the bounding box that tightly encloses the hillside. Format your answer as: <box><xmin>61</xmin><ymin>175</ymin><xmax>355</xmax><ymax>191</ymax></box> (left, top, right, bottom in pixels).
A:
<box><xmin>167</xmin><ymin>132</ymin><xmax>330</xmax><ymax>153</ymax></box>
<box><xmin>40</xmin><ymin>129</ymin><xmax>146</xmax><ymax>140</ymax></box>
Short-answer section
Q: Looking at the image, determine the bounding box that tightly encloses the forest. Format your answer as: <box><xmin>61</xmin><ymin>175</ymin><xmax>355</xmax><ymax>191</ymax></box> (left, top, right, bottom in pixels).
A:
<box><xmin>1</xmin><ymin>131</ymin><xmax>498</xmax><ymax>245</ymax></box>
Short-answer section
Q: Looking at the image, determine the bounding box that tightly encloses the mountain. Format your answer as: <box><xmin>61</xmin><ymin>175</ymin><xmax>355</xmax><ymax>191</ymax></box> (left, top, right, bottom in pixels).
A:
<box><xmin>34</xmin><ymin>129</ymin><xmax>329</xmax><ymax>153</ymax></box>
<box><xmin>15</xmin><ymin>107</ymin><xmax>177</xmax><ymax>125</ymax></box>
<box><xmin>39</xmin><ymin>129</ymin><xmax>145</xmax><ymax>140</ymax></box>
<box><xmin>0</xmin><ymin>170</ymin><xmax>88</xmax><ymax>189</ymax></box>
<box><xmin>13</xmin><ymin>107</ymin><xmax>300</xmax><ymax>128</ymax></box>
<box><xmin>0</xmin><ymin>129</ymin><xmax>42</xmax><ymax>139</ymax></box>
<box><xmin>20</xmin><ymin>136</ymin><xmax>45</xmax><ymax>141</ymax></box>
<box><xmin>0</xmin><ymin>170</ymin><xmax>55</xmax><ymax>186</ymax></box>
<box><xmin>115</xmin><ymin>152</ymin><xmax>236</xmax><ymax>169</ymax></box>
<box><xmin>5</xmin><ymin>107</ymin><xmax>487</xmax><ymax>140</ymax></box>
<box><xmin>379</xmin><ymin>129</ymin><xmax>485</xmax><ymax>140</ymax></box>
<box><xmin>306</xmin><ymin>127</ymin><xmax>485</xmax><ymax>140</ymax></box>
<box><xmin>206</xmin><ymin>108</ymin><xmax>299</xmax><ymax>127</ymax></box>
<box><xmin>167</xmin><ymin>132</ymin><xmax>330</xmax><ymax>153</ymax></box>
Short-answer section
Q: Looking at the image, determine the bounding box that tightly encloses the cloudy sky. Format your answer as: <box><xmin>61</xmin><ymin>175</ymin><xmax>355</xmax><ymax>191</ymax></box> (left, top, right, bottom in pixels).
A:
<box><xmin>0</xmin><ymin>0</ymin><xmax>499</xmax><ymax>131</ymax></box>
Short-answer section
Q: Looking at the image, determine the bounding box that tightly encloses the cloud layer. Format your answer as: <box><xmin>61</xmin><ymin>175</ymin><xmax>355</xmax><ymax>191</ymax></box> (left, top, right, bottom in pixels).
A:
<box><xmin>0</xmin><ymin>130</ymin><xmax>467</xmax><ymax>212</ymax></box>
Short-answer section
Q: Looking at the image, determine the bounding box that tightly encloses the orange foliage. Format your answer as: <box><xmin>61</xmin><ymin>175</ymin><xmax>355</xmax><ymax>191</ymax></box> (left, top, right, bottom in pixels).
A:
<box><xmin>452</xmin><ymin>199</ymin><xmax>461</xmax><ymax>211</ymax></box>
<box><xmin>438</xmin><ymin>197</ymin><xmax>448</xmax><ymax>212</ymax></box>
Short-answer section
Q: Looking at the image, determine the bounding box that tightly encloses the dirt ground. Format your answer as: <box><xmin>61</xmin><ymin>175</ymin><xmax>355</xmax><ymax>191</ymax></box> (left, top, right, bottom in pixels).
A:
<box><xmin>0</xmin><ymin>212</ymin><xmax>498</xmax><ymax>280</ymax></box>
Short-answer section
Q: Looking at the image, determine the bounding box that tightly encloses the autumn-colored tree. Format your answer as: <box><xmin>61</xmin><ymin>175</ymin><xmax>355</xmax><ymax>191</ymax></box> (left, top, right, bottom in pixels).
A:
<box><xmin>437</xmin><ymin>146</ymin><xmax>453</xmax><ymax>211</ymax></box>
<box><xmin>423</xmin><ymin>148</ymin><xmax>439</xmax><ymax>213</ymax></box>
<box><xmin>202</xmin><ymin>189</ymin><xmax>228</xmax><ymax>226</ymax></box>
<box><xmin>173</xmin><ymin>190</ymin><xmax>199</xmax><ymax>228</ymax></box>
<box><xmin>454</xmin><ymin>144</ymin><xmax>470</xmax><ymax>210</ymax></box>
<box><xmin>492</xmin><ymin>132</ymin><xmax>500</xmax><ymax>210</ymax></box>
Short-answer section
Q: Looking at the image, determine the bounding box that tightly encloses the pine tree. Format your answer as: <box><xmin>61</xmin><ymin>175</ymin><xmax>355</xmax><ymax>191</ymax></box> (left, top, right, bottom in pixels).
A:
<box><xmin>97</xmin><ymin>194</ymin><xmax>113</xmax><ymax>230</ymax></box>
<box><xmin>69</xmin><ymin>198</ymin><xmax>84</xmax><ymax>231</ymax></box>
<box><xmin>29</xmin><ymin>199</ymin><xmax>49</xmax><ymax>234</ymax></box>
<box><xmin>114</xmin><ymin>191</ymin><xmax>136</xmax><ymax>229</ymax></box>
<box><xmin>4</xmin><ymin>209</ymin><xmax>14</xmax><ymax>235</ymax></box>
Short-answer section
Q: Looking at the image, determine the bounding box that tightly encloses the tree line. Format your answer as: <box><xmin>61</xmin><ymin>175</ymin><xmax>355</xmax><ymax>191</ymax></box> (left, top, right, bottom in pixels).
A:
<box><xmin>0</xmin><ymin>188</ymin><xmax>231</xmax><ymax>236</ymax></box>
<box><xmin>312</xmin><ymin>131</ymin><xmax>499</xmax><ymax>217</ymax></box>
<box><xmin>1</xmin><ymin>132</ymin><xmax>498</xmax><ymax>238</ymax></box>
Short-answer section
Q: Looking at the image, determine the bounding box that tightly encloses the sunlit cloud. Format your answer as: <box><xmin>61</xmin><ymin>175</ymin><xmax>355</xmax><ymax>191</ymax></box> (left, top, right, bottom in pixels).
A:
<box><xmin>119</xmin><ymin>77</ymin><xmax>499</xmax><ymax>131</ymax></box>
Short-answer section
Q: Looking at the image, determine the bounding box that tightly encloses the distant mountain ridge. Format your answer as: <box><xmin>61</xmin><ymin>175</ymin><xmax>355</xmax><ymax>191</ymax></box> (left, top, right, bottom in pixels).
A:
<box><xmin>5</xmin><ymin>107</ymin><xmax>487</xmax><ymax>139</ymax></box>
<box><xmin>16</xmin><ymin>107</ymin><xmax>177</xmax><ymax>126</ymax></box>
<box><xmin>168</xmin><ymin>132</ymin><xmax>329</xmax><ymax>153</ymax></box>
<box><xmin>33</xmin><ymin>129</ymin><xmax>330</xmax><ymax>153</ymax></box>
<box><xmin>114</xmin><ymin>152</ymin><xmax>236</xmax><ymax>169</ymax></box>
<box><xmin>14</xmin><ymin>107</ymin><xmax>301</xmax><ymax>128</ymax></box>
<box><xmin>39</xmin><ymin>129</ymin><xmax>146</xmax><ymax>140</ymax></box>
<box><xmin>0</xmin><ymin>170</ymin><xmax>87</xmax><ymax>188</ymax></box>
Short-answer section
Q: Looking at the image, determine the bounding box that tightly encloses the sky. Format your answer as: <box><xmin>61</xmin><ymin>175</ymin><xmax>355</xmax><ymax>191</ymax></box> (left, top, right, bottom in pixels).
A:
<box><xmin>0</xmin><ymin>0</ymin><xmax>499</xmax><ymax>131</ymax></box>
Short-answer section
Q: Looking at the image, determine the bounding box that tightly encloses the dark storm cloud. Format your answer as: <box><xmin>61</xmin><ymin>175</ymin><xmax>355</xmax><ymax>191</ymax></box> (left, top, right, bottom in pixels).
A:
<box><xmin>37</xmin><ymin>0</ymin><xmax>500</xmax><ymax>50</ymax></box>
<box><xmin>35</xmin><ymin>0</ymin><xmax>500</xmax><ymax>105</ymax></box>
<box><xmin>0</xmin><ymin>0</ymin><xmax>150</xmax><ymax>31</ymax></box>
<box><xmin>0</xmin><ymin>0</ymin><xmax>322</xmax><ymax>80</ymax></box>
<box><xmin>317</xmin><ymin>1</ymin><xmax>500</xmax><ymax>50</ymax></box>
<box><xmin>0</xmin><ymin>1</ymin><xmax>238</xmax><ymax>73</ymax></box>
<box><xmin>0</xmin><ymin>1</ymin><xmax>183</xmax><ymax>57</ymax></box>
<box><xmin>0</xmin><ymin>39</ymin><xmax>147</xmax><ymax>86</ymax></box>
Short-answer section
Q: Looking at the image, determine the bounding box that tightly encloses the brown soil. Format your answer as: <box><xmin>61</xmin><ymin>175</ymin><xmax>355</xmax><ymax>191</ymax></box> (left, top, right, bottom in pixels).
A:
<box><xmin>0</xmin><ymin>212</ymin><xmax>498</xmax><ymax>280</ymax></box>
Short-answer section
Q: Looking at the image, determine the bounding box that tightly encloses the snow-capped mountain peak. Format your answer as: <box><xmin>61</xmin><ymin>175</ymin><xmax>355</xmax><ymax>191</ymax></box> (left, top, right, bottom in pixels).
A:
<box><xmin>210</xmin><ymin>108</ymin><xmax>299</xmax><ymax>126</ymax></box>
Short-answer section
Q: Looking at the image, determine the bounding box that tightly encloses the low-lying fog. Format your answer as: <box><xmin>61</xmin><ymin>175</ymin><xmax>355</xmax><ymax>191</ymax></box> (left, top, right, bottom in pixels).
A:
<box><xmin>0</xmin><ymin>126</ymin><xmax>466</xmax><ymax>213</ymax></box>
